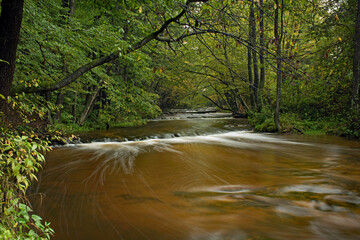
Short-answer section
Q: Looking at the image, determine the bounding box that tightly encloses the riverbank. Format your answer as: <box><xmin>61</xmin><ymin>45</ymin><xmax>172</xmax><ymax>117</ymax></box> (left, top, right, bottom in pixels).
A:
<box><xmin>55</xmin><ymin>108</ymin><xmax>359</xmax><ymax>142</ymax></box>
<box><xmin>249</xmin><ymin>109</ymin><xmax>360</xmax><ymax>139</ymax></box>
<box><xmin>50</xmin><ymin>108</ymin><xmax>236</xmax><ymax>138</ymax></box>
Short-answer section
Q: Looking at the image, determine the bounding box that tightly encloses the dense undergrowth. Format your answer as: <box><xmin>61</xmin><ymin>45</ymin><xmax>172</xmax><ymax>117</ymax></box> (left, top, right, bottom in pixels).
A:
<box><xmin>52</xmin><ymin>117</ymin><xmax>148</xmax><ymax>135</ymax></box>
<box><xmin>249</xmin><ymin>107</ymin><xmax>360</xmax><ymax>139</ymax></box>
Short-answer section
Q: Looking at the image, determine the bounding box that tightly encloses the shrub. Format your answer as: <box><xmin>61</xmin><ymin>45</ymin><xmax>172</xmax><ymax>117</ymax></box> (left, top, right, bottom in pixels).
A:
<box><xmin>249</xmin><ymin>107</ymin><xmax>277</xmax><ymax>132</ymax></box>
<box><xmin>0</xmin><ymin>94</ymin><xmax>55</xmax><ymax>239</ymax></box>
<box><xmin>0</xmin><ymin>130</ymin><xmax>54</xmax><ymax>239</ymax></box>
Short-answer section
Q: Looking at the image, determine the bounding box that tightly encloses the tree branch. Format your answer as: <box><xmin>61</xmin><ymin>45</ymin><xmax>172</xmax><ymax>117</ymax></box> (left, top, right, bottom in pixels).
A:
<box><xmin>21</xmin><ymin>0</ymin><xmax>209</xmax><ymax>94</ymax></box>
<box><xmin>202</xmin><ymin>94</ymin><xmax>231</xmax><ymax>111</ymax></box>
<box><xmin>155</xmin><ymin>30</ymin><xmax>207</xmax><ymax>43</ymax></box>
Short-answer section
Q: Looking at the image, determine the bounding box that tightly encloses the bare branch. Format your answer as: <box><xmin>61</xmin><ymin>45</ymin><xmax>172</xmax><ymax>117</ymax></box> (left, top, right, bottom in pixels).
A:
<box><xmin>202</xmin><ymin>94</ymin><xmax>231</xmax><ymax>111</ymax></box>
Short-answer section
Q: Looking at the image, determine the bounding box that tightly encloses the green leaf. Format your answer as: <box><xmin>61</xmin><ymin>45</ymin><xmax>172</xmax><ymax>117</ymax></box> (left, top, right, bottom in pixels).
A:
<box><xmin>31</xmin><ymin>214</ymin><xmax>43</xmax><ymax>223</ymax></box>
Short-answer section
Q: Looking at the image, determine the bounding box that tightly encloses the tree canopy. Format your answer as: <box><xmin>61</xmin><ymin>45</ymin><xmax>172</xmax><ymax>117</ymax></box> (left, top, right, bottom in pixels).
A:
<box><xmin>0</xmin><ymin>0</ymin><xmax>359</xmax><ymax>135</ymax></box>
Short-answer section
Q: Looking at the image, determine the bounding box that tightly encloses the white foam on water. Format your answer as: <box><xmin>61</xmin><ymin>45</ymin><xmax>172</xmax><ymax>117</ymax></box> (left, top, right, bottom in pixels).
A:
<box><xmin>76</xmin><ymin>130</ymin><xmax>307</xmax><ymax>150</ymax></box>
<box><xmin>281</xmin><ymin>184</ymin><xmax>349</xmax><ymax>195</ymax></box>
<box><xmin>60</xmin><ymin>131</ymin><xmax>310</xmax><ymax>180</ymax></box>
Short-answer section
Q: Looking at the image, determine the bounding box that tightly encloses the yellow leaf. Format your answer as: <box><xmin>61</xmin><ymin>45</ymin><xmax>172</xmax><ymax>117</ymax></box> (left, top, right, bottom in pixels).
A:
<box><xmin>335</xmin><ymin>14</ymin><xmax>339</xmax><ymax>21</ymax></box>
<box><xmin>4</xmin><ymin>209</ymin><xmax>10</xmax><ymax>216</ymax></box>
<box><xmin>290</xmin><ymin>40</ymin><xmax>294</xmax><ymax>47</ymax></box>
<box><xmin>274</xmin><ymin>3</ymin><xmax>277</xmax><ymax>9</ymax></box>
<box><xmin>137</xmin><ymin>56</ymin><xmax>141</xmax><ymax>60</ymax></box>
<box><xmin>138</xmin><ymin>6</ymin><xmax>142</xmax><ymax>13</ymax></box>
<box><xmin>339</xmin><ymin>37</ymin><xmax>342</xmax><ymax>42</ymax></box>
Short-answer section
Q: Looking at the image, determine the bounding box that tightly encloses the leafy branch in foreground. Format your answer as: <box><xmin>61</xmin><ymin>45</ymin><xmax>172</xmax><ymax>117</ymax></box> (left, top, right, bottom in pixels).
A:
<box><xmin>0</xmin><ymin>131</ymin><xmax>54</xmax><ymax>239</ymax></box>
<box><xmin>0</xmin><ymin>96</ymin><xmax>55</xmax><ymax>239</ymax></box>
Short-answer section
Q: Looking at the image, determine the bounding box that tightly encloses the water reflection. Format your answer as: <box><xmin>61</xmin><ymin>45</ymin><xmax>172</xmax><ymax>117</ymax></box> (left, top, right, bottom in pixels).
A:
<box><xmin>30</xmin><ymin>119</ymin><xmax>360</xmax><ymax>240</ymax></box>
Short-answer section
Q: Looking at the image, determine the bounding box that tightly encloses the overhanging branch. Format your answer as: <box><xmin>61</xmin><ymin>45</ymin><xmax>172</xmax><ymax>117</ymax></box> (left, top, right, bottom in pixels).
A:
<box><xmin>21</xmin><ymin>0</ymin><xmax>209</xmax><ymax>94</ymax></box>
<box><xmin>202</xmin><ymin>94</ymin><xmax>231</xmax><ymax>111</ymax></box>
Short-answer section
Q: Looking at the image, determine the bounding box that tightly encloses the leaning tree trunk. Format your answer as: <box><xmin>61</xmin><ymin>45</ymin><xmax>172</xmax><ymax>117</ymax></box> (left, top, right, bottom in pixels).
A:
<box><xmin>77</xmin><ymin>84</ymin><xmax>101</xmax><ymax>125</ymax></box>
<box><xmin>352</xmin><ymin>0</ymin><xmax>360</xmax><ymax>110</ymax></box>
<box><xmin>55</xmin><ymin>0</ymin><xmax>75</xmax><ymax>122</ymax></box>
<box><xmin>234</xmin><ymin>88</ymin><xmax>250</xmax><ymax>113</ymax></box>
<box><xmin>0</xmin><ymin>0</ymin><xmax>24</xmax><ymax>110</ymax></box>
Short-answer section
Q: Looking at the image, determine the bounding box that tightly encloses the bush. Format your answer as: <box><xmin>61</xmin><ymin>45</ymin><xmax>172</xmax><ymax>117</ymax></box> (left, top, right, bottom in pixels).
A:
<box><xmin>248</xmin><ymin>107</ymin><xmax>277</xmax><ymax>132</ymax></box>
<box><xmin>0</xmin><ymin>94</ymin><xmax>55</xmax><ymax>239</ymax></box>
<box><xmin>0</xmin><ymin>130</ymin><xmax>54</xmax><ymax>239</ymax></box>
<box><xmin>326</xmin><ymin>111</ymin><xmax>360</xmax><ymax>139</ymax></box>
<box><xmin>249</xmin><ymin>108</ymin><xmax>328</xmax><ymax>134</ymax></box>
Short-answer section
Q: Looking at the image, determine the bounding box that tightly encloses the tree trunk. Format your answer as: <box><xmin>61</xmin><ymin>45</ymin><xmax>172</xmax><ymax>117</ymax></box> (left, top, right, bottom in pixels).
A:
<box><xmin>235</xmin><ymin>89</ymin><xmax>250</xmax><ymax>112</ymax></box>
<box><xmin>0</xmin><ymin>0</ymin><xmax>24</xmax><ymax>110</ymax></box>
<box><xmin>250</xmin><ymin>3</ymin><xmax>260</xmax><ymax>110</ymax></box>
<box><xmin>77</xmin><ymin>84</ymin><xmax>101</xmax><ymax>125</ymax></box>
<box><xmin>352</xmin><ymin>0</ymin><xmax>360</xmax><ymax>110</ymax></box>
<box><xmin>123</xmin><ymin>64</ymin><xmax>128</xmax><ymax>83</ymax></box>
<box><xmin>62</xmin><ymin>0</ymin><xmax>75</xmax><ymax>15</ymax></box>
<box><xmin>248</xmin><ymin>7</ymin><xmax>254</xmax><ymax>108</ymax></box>
<box><xmin>56</xmin><ymin>54</ymin><xmax>68</xmax><ymax>123</ymax></box>
<box><xmin>259</xmin><ymin>0</ymin><xmax>265</xmax><ymax>112</ymax></box>
<box><xmin>72</xmin><ymin>92</ymin><xmax>77</xmax><ymax>123</ymax></box>
<box><xmin>274</xmin><ymin>0</ymin><xmax>283</xmax><ymax>131</ymax></box>
<box><xmin>225</xmin><ymin>91</ymin><xmax>239</xmax><ymax>114</ymax></box>
<box><xmin>55</xmin><ymin>1</ymin><xmax>74</xmax><ymax>122</ymax></box>
<box><xmin>45</xmin><ymin>92</ymin><xmax>53</xmax><ymax>124</ymax></box>
<box><xmin>55</xmin><ymin>91</ymin><xmax>65</xmax><ymax>122</ymax></box>
<box><xmin>69</xmin><ymin>0</ymin><xmax>75</xmax><ymax>15</ymax></box>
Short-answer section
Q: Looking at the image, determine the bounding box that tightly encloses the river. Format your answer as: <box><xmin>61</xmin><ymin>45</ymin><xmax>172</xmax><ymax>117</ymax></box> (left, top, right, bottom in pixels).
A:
<box><xmin>30</xmin><ymin>117</ymin><xmax>360</xmax><ymax>240</ymax></box>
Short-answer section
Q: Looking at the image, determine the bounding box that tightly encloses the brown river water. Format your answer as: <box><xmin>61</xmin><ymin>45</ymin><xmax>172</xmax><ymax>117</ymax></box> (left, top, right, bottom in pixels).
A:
<box><xmin>29</xmin><ymin>117</ymin><xmax>360</xmax><ymax>240</ymax></box>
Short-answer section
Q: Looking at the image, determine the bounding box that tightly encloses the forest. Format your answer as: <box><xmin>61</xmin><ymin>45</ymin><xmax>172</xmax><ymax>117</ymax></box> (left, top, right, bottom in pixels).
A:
<box><xmin>0</xmin><ymin>0</ymin><xmax>360</xmax><ymax>238</ymax></box>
